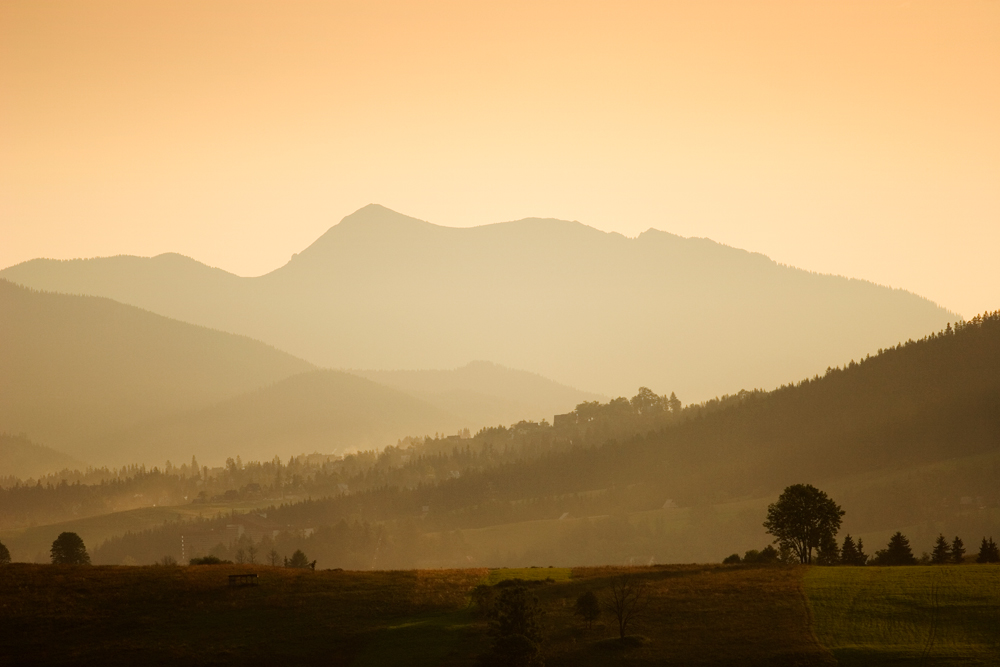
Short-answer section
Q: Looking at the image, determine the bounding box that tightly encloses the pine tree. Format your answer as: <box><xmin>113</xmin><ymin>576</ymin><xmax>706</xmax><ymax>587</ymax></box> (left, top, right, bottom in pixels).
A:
<box><xmin>976</xmin><ymin>537</ymin><xmax>1000</xmax><ymax>564</ymax></box>
<box><xmin>841</xmin><ymin>535</ymin><xmax>862</xmax><ymax>565</ymax></box>
<box><xmin>876</xmin><ymin>532</ymin><xmax>917</xmax><ymax>566</ymax></box>
<box><xmin>931</xmin><ymin>534</ymin><xmax>951</xmax><ymax>564</ymax></box>
<box><xmin>855</xmin><ymin>538</ymin><xmax>868</xmax><ymax>566</ymax></box>
<box><xmin>817</xmin><ymin>533</ymin><xmax>841</xmax><ymax>565</ymax></box>
<box><xmin>951</xmin><ymin>536</ymin><xmax>966</xmax><ymax>564</ymax></box>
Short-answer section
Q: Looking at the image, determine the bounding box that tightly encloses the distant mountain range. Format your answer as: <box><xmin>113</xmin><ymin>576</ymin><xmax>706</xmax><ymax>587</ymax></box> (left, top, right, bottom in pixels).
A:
<box><xmin>0</xmin><ymin>205</ymin><xmax>957</xmax><ymax>399</ymax></box>
<box><xmin>0</xmin><ymin>280</ymin><xmax>596</xmax><ymax>470</ymax></box>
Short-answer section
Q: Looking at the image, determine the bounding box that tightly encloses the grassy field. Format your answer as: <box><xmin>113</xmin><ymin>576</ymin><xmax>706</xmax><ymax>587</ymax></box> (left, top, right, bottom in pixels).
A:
<box><xmin>1</xmin><ymin>563</ymin><xmax>997</xmax><ymax>666</ymax></box>
<box><xmin>806</xmin><ymin>566</ymin><xmax>1000</xmax><ymax>666</ymax></box>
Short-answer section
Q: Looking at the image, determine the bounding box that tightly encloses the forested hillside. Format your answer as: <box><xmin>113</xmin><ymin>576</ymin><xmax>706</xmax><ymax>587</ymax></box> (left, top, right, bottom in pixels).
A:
<box><xmin>7</xmin><ymin>313</ymin><xmax>996</xmax><ymax>566</ymax></box>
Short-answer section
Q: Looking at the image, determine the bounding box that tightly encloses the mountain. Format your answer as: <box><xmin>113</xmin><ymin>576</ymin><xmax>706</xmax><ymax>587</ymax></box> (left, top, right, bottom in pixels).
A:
<box><xmin>1</xmin><ymin>204</ymin><xmax>956</xmax><ymax>399</ymax></box>
<box><xmin>0</xmin><ymin>279</ymin><xmax>314</xmax><ymax>459</ymax></box>
<box><xmin>0</xmin><ymin>434</ymin><xmax>83</xmax><ymax>480</ymax></box>
<box><xmin>353</xmin><ymin>360</ymin><xmax>603</xmax><ymax>427</ymax></box>
<box><xmin>94</xmin><ymin>370</ymin><xmax>457</xmax><ymax>467</ymax></box>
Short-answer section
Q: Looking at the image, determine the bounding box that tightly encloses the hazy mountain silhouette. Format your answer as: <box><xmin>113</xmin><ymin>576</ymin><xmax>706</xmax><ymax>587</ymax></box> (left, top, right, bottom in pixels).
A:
<box><xmin>1</xmin><ymin>204</ymin><xmax>956</xmax><ymax>398</ymax></box>
<box><xmin>0</xmin><ymin>279</ymin><xmax>315</xmax><ymax>459</ymax></box>
<box><xmin>92</xmin><ymin>370</ymin><xmax>458</xmax><ymax>467</ymax></box>
<box><xmin>1</xmin><ymin>280</ymin><xmax>592</xmax><ymax>468</ymax></box>
<box><xmin>353</xmin><ymin>361</ymin><xmax>602</xmax><ymax>428</ymax></box>
<box><xmin>0</xmin><ymin>434</ymin><xmax>83</xmax><ymax>480</ymax></box>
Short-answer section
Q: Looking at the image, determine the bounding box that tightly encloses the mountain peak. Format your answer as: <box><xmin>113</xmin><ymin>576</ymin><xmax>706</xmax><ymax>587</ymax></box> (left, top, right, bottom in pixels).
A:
<box><xmin>336</xmin><ymin>204</ymin><xmax>437</xmax><ymax>231</ymax></box>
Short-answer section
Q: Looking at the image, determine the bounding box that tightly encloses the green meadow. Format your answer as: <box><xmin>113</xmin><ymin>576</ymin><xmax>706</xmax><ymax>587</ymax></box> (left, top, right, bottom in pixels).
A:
<box><xmin>806</xmin><ymin>566</ymin><xmax>1000</xmax><ymax>666</ymax></box>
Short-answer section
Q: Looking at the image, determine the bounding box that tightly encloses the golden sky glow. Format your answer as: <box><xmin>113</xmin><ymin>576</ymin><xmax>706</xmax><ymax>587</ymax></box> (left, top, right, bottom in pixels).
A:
<box><xmin>2</xmin><ymin>1</ymin><xmax>997</xmax><ymax>317</ymax></box>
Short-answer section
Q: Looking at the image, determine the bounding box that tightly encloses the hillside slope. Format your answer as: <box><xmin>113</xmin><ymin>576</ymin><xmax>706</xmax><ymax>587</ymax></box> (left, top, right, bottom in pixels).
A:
<box><xmin>0</xmin><ymin>434</ymin><xmax>83</xmax><ymax>480</ymax></box>
<box><xmin>96</xmin><ymin>370</ymin><xmax>459</xmax><ymax>467</ymax></box>
<box><xmin>353</xmin><ymin>360</ymin><xmax>603</xmax><ymax>427</ymax></box>
<box><xmin>0</xmin><ymin>279</ymin><xmax>315</xmax><ymax>458</ymax></box>
<box><xmin>1</xmin><ymin>204</ymin><xmax>955</xmax><ymax>399</ymax></box>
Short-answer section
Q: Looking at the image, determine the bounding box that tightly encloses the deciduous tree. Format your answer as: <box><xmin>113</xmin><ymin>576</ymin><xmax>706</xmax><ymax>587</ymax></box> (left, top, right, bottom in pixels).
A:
<box><xmin>763</xmin><ymin>484</ymin><xmax>845</xmax><ymax>564</ymax></box>
<box><xmin>604</xmin><ymin>570</ymin><xmax>651</xmax><ymax>640</ymax></box>
<box><xmin>50</xmin><ymin>532</ymin><xmax>90</xmax><ymax>565</ymax></box>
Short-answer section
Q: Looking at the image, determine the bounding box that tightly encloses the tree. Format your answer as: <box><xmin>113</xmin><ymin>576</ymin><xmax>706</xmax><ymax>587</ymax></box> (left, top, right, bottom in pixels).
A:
<box><xmin>630</xmin><ymin>387</ymin><xmax>664</xmax><ymax>415</ymax></box>
<box><xmin>874</xmin><ymin>532</ymin><xmax>916</xmax><ymax>566</ymax></box>
<box><xmin>816</xmin><ymin>534</ymin><xmax>840</xmax><ymax>565</ymax></box>
<box><xmin>267</xmin><ymin>549</ymin><xmax>281</xmax><ymax>567</ymax></box>
<box><xmin>841</xmin><ymin>535</ymin><xmax>862</xmax><ymax>565</ymax></box>
<box><xmin>976</xmin><ymin>537</ymin><xmax>1000</xmax><ymax>564</ymax></box>
<box><xmin>286</xmin><ymin>549</ymin><xmax>310</xmax><ymax>568</ymax></box>
<box><xmin>667</xmin><ymin>392</ymin><xmax>682</xmax><ymax>414</ymax></box>
<box><xmin>604</xmin><ymin>570</ymin><xmax>651</xmax><ymax>640</ymax></box>
<box><xmin>951</xmin><ymin>536</ymin><xmax>966</xmax><ymax>564</ymax></box>
<box><xmin>574</xmin><ymin>591</ymin><xmax>601</xmax><ymax>630</ymax></box>
<box><xmin>763</xmin><ymin>484</ymin><xmax>845</xmax><ymax>564</ymax></box>
<box><xmin>51</xmin><ymin>532</ymin><xmax>90</xmax><ymax>565</ymax></box>
<box><xmin>855</xmin><ymin>538</ymin><xmax>868</xmax><ymax>566</ymax></box>
<box><xmin>0</xmin><ymin>540</ymin><xmax>10</xmax><ymax>565</ymax></box>
<box><xmin>481</xmin><ymin>584</ymin><xmax>544</xmax><ymax>667</ymax></box>
<box><xmin>931</xmin><ymin>535</ymin><xmax>951</xmax><ymax>564</ymax></box>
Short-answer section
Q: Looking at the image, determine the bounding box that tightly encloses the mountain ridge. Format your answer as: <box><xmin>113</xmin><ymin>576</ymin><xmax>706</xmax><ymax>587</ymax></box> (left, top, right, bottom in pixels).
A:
<box><xmin>1</xmin><ymin>205</ymin><xmax>957</xmax><ymax>399</ymax></box>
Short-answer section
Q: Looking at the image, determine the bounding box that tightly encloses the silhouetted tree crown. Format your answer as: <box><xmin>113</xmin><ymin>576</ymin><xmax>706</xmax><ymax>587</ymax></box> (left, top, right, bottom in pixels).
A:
<box><xmin>482</xmin><ymin>584</ymin><xmax>544</xmax><ymax>667</ymax></box>
<box><xmin>976</xmin><ymin>537</ymin><xmax>1000</xmax><ymax>563</ymax></box>
<box><xmin>764</xmin><ymin>484</ymin><xmax>844</xmax><ymax>564</ymax></box>
<box><xmin>931</xmin><ymin>535</ymin><xmax>951</xmax><ymax>564</ymax></box>
<box><xmin>286</xmin><ymin>549</ymin><xmax>310</xmax><ymax>568</ymax></box>
<box><xmin>874</xmin><ymin>532</ymin><xmax>917</xmax><ymax>566</ymax></box>
<box><xmin>0</xmin><ymin>540</ymin><xmax>10</xmax><ymax>565</ymax></box>
<box><xmin>50</xmin><ymin>532</ymin><xmax>90</xmax><ymax>565</ymax></box>
<box><xmin>951</xmin><ymin>536</ymin><xmax>966</xmax><ymax>564</ymax></box>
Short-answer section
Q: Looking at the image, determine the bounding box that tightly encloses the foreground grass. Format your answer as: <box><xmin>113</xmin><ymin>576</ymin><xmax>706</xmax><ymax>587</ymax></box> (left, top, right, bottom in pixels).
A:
<box><xmin>805</xmin><ymin>565</ymin><xmax>1000</xmax><ymax>666</ymax></box>
<box><xmin>0</xmin><ymin>564</ymin><xmax>485</xmax><ymax>667</ymax></box>
<box><xmin>3</xmin><ymin>562</ymin><xmax>996</xmax><ymax>666</ymax></box>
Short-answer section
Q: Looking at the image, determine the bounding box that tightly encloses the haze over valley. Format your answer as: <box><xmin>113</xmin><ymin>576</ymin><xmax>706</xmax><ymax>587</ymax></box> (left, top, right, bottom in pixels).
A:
<box><xmin>2</xmin><ymin>2</ymin><xmax>998</xmax><ymax>664</ymax></box>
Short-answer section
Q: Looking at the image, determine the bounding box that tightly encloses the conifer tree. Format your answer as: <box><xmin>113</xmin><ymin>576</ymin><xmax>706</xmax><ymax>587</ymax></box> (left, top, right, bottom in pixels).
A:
<box><xmin>817</xmin><ymin>534</ymin><xmax>841</xmax><ymax>565</ymax></box>
<box><xmin>951</xmin><ymin>536</ymin><xmax>966</xmax><ymax>564</ymax></box>
<box><xmin>855</xmin><ymin>538</ymin><xmax>868</xmax><ymax>566</ymax></box>
<box><xmin>931</xmin><ymin>534</ymin><xmax>951</xmax><ymax>564</ymax></box>
<box><xmin>876</xmin><ymin>532</ymin><xmax>917</xmax><ymax>566</ymax></box>
<box><xmin>840</xmin><ymin>535</ymin><xmax>862</xmax><ymax>565</ymax></box>
<box><xmin>976</xmin><ymin>537</ymin><xmax>1000</xmax><ymax>564</ymax></box>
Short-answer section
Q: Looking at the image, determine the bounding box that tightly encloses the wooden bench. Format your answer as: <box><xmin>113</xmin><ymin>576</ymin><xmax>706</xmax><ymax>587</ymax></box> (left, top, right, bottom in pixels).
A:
<box><xmin>228</xmin><ymin>573</ymin><xmax>258</xmax><ymax>587</ymax></box>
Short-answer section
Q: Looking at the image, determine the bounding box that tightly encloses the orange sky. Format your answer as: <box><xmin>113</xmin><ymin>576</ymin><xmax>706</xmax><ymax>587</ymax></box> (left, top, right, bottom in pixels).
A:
<box><xmin>2</xmin><ymin>0</ymin><xmax>997</xmax><ymax>318</ymax></box>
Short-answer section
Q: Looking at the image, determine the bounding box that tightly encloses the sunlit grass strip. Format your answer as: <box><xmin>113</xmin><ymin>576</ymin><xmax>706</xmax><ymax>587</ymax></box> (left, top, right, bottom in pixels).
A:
<box><xmin>805</xmin><ymin>565</ymin><xmax>1000</xmax><ymax>666</ymax></box>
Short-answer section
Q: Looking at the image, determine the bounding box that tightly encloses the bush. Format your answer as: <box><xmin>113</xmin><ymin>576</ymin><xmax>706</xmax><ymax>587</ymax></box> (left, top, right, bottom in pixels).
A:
<box><xmin>190</xmin><ymin>555</ymin><xmax>232</xmax><ymax>565</ymax></box>
<box><xmin>0</xmin><ymin>540</ymin><xmax>10</xmax><ymax>565</ymax></box>
<box><xmin>722</xmin><ymin>553</ymin><xmax>741</xmax><ymax>564</ymax></box>
<box><xmin>574</xmin><ymin>591</ymin><xmax>601</xmax><ymax>630</ymax></box>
